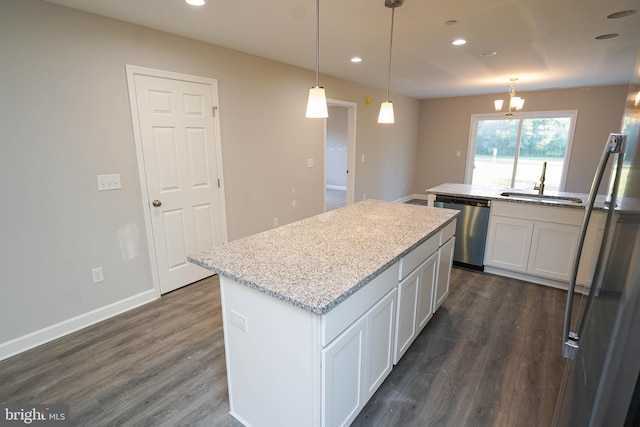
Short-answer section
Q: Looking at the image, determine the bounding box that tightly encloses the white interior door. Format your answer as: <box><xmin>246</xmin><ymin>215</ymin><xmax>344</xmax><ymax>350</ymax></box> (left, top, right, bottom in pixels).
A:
<box><xmin>130</xmin><ymin>69</ymin><xmax>227</xmax><ymax>294</ymax></box>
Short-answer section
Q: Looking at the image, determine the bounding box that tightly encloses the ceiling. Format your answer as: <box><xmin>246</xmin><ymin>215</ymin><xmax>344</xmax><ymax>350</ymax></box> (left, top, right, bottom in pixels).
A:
<box><xmin>45</xmin><ymin>0</ymin><xmax>640</xmax><ymax>99</ymax></box>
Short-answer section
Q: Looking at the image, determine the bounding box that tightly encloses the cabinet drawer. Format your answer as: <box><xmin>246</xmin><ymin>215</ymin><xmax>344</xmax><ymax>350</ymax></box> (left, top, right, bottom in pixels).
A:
<box><xmin>398</xmin><ymin>235</ymin><xmax>439</xmax><ymax>280</ymax></box>
<box><xmin>321</xmin><ymin>262</ymin><xmax>399</xmax><ymax>347</ymax></box>
<box><xmin>440</xmin><ymin>219</ymin><xmax>456</xmax><ymax>245</ymax></box>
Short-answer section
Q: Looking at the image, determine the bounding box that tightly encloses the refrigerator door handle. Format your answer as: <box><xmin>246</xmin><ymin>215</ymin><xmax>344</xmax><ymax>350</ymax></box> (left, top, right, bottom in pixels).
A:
<box><xmin>561</xmin><ymin>133</ymin><xmax>625</xmax><ymax>360</ymax></box>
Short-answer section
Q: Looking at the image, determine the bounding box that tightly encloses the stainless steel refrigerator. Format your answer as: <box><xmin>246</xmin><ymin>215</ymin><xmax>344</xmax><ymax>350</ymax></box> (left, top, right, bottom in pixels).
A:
<box><xmin>552</xmin><ymin>54</ymin><xmax>640</xmax><ymax>426</ymax></box>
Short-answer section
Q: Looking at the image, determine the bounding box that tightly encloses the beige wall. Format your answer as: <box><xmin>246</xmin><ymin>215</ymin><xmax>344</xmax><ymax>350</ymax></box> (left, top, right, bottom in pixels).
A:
<box><xmin>414</xmin><ymin>85</ymin><xmax>629</xmax><ymax>194</ymax></box>
<box><xmin>0</xmin><ymin>0</ymin><xmax>419</xmax><ymax>355</ymax></box>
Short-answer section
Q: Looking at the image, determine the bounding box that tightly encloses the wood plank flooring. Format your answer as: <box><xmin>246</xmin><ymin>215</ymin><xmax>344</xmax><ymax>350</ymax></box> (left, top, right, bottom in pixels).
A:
<box><xmin>0</xmin><ymin>268</ymin><xmax>567</xmax><ymax>426</ymax></box>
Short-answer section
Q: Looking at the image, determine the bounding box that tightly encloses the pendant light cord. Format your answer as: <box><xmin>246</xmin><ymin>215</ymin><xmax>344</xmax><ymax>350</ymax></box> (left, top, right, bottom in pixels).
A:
<box><xmin>385</xmin><ymin>6</ymin><xmax>395</xmax><ymax>101</ymax></box>
<box><xmin>314</xmin><ymin>0</ymin><xmax>320</xmax><ymax>87</ymax></box>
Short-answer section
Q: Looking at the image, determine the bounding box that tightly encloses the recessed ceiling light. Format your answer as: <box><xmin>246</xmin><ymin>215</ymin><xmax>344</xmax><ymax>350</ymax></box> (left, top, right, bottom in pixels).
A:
<box><xmin>595</xmin><ymin>33</ymin><xmax>619</xmax><ymax>40</ymax></box>
<box><xmin>607</xmin><ymin>10</ymin><xmax>637</xmax><ymax>19</ymax></box>
<box><xmin>452</xmin><ymin>39</ymin><xmax>467</xmax><ymax>46</ymax></box>
<box><xmin>479</xmin><ymin>51</ymin><xmax>498</xmax><ymax>56</ymax></box>
<box><xmin>350</xmin><ymin>57</ymin><xmax>362</xmax><ymax>63</ymax></box>
<box><xmin>186</xmin><ymin>0</ymin><xmax>205</xmax><ymax>5</ymax></box>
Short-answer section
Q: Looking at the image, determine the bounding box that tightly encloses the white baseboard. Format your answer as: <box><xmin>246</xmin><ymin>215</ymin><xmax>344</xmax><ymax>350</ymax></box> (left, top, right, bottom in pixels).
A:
<box><xmin>394</xmin><ymin>193</ymin><xmax>427</xmax><ymax>203</ymax></box>
<box><xmin>326</xmin><ymin>185</ymin><xmax>347</xmax><ymax>191</ymax></box>
<box><xmin>0</xmin><ymin>289</ymin><xmax>158</xmax><ymax>362</ymax></box>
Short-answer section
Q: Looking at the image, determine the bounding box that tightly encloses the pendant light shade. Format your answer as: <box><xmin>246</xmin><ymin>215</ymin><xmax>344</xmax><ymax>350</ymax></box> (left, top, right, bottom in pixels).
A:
<box><xmin>378</xmin><ymin>101</ymin><xmax>394</xmax><ymax>123</ymax></box>
<box><xmin>378</xmin><ymin>0</ymin><xmax>403</xmax><ymax>124</ymax></box>
<box><xmin>306</xmin><ymin>86</ymin><xmax>328</xmax><ymax>118</ymax></box>
<box><xmin>306</xmin><ymin>0</ymin><xmax>328</xmax><ymax>118</ymax></box>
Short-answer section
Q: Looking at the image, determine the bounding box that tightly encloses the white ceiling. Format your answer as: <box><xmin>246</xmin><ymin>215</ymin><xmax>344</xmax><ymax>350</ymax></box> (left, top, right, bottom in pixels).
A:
<box><xmin>45</xmin><ymin>0</ymin><xmax>640</xmax><ymax>99</ymax></box>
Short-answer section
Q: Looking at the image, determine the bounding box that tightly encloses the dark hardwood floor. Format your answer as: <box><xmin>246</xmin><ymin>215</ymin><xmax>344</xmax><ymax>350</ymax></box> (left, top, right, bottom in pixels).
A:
<box><xmin>0</xmin><ymin>268</ymin><xmax>568</xmax><ymax>426</ymax></box>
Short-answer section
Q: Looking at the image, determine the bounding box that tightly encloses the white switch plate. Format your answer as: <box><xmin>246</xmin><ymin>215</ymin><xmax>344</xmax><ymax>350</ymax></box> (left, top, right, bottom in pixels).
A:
<box><xmin>91</xmin><ymin>267</ymin><xmax>104</xmax><ymax>284</ymax></box>
<box><xmin>97</xmin><ymin>174</ymin><xmax>121</xmax><ymax>191</ymax></box>
<box><xmin>307</xmin><ymin>158</ymin><xmax>314</xmax><ymax>168</ymax></box>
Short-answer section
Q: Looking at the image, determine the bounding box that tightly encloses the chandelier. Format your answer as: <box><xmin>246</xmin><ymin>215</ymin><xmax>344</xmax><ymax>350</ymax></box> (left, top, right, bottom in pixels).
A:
<box><xmin>495</xmin><ymin>78</ymin><xmax>525</xmax><ymax>116</ymax></box>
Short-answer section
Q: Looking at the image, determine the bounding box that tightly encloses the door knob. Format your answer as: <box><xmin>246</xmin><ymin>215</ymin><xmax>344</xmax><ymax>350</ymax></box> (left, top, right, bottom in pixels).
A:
<box><xmin>152</xmin><ymin>199</ymin><xmax>162</xmax><ymax>207</ymax></box>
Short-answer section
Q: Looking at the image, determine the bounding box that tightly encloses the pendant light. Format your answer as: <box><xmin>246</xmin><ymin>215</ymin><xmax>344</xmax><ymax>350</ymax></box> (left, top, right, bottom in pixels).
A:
<box><xmin>378</xmin><ymin>0</ymin><xmax>403</xmax><ymax>124</ymax></box>
<box><xmin>306</xmin><ymin>0</ymin><xmax>328</xmax><ymax>118</ymax></box>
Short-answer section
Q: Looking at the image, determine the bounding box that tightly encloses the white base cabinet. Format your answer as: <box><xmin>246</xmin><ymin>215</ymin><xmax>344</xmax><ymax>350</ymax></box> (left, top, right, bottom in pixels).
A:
<box><xmin>485</xmin><ymin>216</ymin><xmax>533</xmax><ymax>273</ymax></box>
<box><xmin>435</xmin><ymin>236</ymin><xmax>455</xmax><ymax>310</ymax></box>
<box><xmin>394</xmin><ymin>221</ymin><xmax>456</xmax><ymax>364</ymax></box>
<box><xmin>484</xmin><ymin>202</ymin><xmax>604</xmax><ymax>287</ymax></box>
<box><xmin>323</xmin><ymin>287</ymin><xmax>397</xmax><ymax>427</ymax></box>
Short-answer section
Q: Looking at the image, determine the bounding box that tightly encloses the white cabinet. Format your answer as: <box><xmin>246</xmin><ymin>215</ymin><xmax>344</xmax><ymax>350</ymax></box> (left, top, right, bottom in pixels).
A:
<box><xmin>322</xmin><ymin>287</ymin><xmax>397</xmax><ymax>427</ymax></box>
<box><xmin>435</xmin><ymin>236</ymin><xmax>455</xmax><ymax>310</ymax></box>
<box><xmin>416</xmin><ymin>252</ymin><xmax>437</xmax><ymax>330</ymax></box>
<box><xmin>322</xmin><ymin>314</ymin><xmax>366</xmax><ymax>427</ymax></box>
<box><xmin>528</xmin><ymin>222</ymin><xmax>579</xmax><ymax>281</ymax></box>
<box><xmin>484</xmin><ymin>201</ymin><xmax>603</xmax><ymax>287</ymax></box>
<box><xmin>364</xmin><ymin>288</ymin><xmax>397</xmax><ymax>400</ymax></box>
<box><xmin>485</xmin><ymin>216</ymin><xmax>534</xmax><ymax>273</ymax></box>
<box><xmin>394</xmin><ymin>266</ymin><xmax>420</xmax><ymax>363</ymax></box>
<box><xmin>393</xmin><ymin>219</ymin><xmax>456</xmax><ymax>364</ymax></box>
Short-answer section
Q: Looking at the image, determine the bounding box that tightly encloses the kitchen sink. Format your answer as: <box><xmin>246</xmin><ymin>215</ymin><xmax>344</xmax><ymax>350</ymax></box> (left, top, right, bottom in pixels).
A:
<box><xmin>500</xmin><ymin>191</ymin><xmax>584</xmax><ymax>204</ymax></box>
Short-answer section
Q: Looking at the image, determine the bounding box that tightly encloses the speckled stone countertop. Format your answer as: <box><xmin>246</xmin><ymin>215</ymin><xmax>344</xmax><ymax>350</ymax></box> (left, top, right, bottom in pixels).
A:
<box><xmin>426</xmin><ymin>183</ymin><xmax>610</xmax><ymax>210</ymax></box>
<box><xmin>188</xmin><ymin>200</ymin><xmax>458</xmax><ymax>315</ymax></box>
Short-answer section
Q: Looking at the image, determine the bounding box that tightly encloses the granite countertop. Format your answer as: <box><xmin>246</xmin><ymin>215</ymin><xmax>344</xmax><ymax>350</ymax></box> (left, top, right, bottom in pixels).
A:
<box><xmin>188</xmin><ymin>200</ymin><xmax>458</xmax><ymax>315</ymax></box>
<box><xmin>426</xmin><ymin>183</ymin><xmax>610</xmax><ymax>210</ymax></box>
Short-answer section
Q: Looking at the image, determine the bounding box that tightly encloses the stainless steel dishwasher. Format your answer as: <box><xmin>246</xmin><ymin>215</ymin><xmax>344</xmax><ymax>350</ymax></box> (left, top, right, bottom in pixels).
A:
<box><xmin>433</xmin><ymin>194</ymin><xmax>490</xmax><ymax>270</ymax></box>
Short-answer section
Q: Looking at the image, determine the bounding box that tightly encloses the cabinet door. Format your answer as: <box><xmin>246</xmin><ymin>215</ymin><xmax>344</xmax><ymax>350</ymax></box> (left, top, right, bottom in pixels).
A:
<box><xmin>322</xmin><ymin>315</ymin><xmax>367</xmax><ymax>427</ymax></box>
<box><xmin>416</xmin><ymin>251</ymin><xmax>438</xmax><ymax>330</ymax></box>
<box><xmin>484</xmin><ymin>216</ymin><xmax>533</xmax><ymax>272</ymax></box>
<box><xmin>528</xmin><ymin>221</ymin><xmax>579</xmax><ymax>282</ymax></box>
<box><xmin>435</xmin><ymin>237</ymin><xmax>455</xmax><ymax>311</ymax></box>
<box><xmin>364</xmin><ymin>289</ymin><xmax>397</xmax><ymax>400</ymax></box>
<box><xmin>394</xmin><ymin>268</ymin><xmax>419</xmax><ymax>364</ymax></box>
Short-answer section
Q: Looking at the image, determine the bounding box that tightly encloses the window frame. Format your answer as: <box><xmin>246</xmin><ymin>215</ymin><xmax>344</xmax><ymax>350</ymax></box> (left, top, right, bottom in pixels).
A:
<box><xmin>465</xmin><ymin>110</ymin><xmax>579</xmax><ymax>191</ymax></box>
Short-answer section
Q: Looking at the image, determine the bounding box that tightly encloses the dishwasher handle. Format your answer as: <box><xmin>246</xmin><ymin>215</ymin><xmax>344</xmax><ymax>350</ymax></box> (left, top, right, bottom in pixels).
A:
<box><xmin>434</xmin><ymin>194</ymin><xmax>491</xmax><ymax>208</ymax></box>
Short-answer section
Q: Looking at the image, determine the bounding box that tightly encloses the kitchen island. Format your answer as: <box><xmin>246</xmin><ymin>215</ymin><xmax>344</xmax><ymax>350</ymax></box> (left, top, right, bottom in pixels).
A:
<box><xmin>188</xmin><ymin>200</ymin><xmax>458</xmax><ymax>427</ymax></box>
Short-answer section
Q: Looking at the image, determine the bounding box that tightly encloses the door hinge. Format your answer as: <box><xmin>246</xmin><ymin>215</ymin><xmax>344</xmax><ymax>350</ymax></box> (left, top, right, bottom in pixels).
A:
<box><xmin>212</xmin><ymin>106</ymin><xmax>218</xmax><ymax>117</ymax></box>
<box><xmin>217</xmin><ymin>178</ymin><xmax>221</xmax><ymax>188</ymax></box>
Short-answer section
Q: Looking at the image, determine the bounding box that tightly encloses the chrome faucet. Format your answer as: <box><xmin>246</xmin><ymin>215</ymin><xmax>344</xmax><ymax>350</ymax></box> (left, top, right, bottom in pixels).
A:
<box><xmin>534</xmin><ymin>161</ymin><xmax>547</xmax><ymax>195</ymax></box>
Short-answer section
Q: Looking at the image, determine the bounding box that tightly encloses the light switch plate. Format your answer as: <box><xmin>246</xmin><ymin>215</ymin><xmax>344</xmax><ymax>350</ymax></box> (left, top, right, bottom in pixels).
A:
<box><xmin>97</xmin><ymin>174</ymin><xmax>121</xmax><ymax>191</ymax></box>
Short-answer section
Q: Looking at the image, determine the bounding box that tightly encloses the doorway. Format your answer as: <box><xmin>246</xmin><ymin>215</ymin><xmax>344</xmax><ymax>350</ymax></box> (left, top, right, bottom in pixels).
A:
<box><xmin>325</xmin><ymin>99</ymin><xmax>356</xmax><ymax>211</ymax></box>
<box><xmin>126</xmin><ymin>65</ymin><xmax>228</xmax><ymax>295</ymax></box>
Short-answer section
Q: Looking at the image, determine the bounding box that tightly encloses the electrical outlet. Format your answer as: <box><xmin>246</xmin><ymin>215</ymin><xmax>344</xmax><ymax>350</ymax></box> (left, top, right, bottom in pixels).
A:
<box><xmin>230</xmin><ymin>309</ymin><xmax>248</xmax><ymax>333</ymax></box>
<box><xmin>361</xmin><ymin>154</ymin><xmax>365</xmax><ymax>162</ymax></box>
<box><xmin>91</xmin><ymin>267</ymin><xmax>104</xmax><ymax>284</ymax></box>
<box><xmin>273</xmin><ymin>217</ymin><xmax>279</xmax><ymax>227</ymax></box>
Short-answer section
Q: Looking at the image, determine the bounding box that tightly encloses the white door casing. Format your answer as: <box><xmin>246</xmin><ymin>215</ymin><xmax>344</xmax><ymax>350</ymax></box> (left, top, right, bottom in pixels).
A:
<box><xmin>127</xmin><ymin>66</ymin><xmax>228</xmax><ymax>295</ymax></box>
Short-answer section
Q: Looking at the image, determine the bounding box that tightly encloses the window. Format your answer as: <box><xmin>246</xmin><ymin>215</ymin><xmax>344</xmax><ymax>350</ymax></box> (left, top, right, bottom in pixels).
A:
<box><xmin>466</xmin><ymin>111</ymin><xmax>578</xmax><ymax>192</ymax></box>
